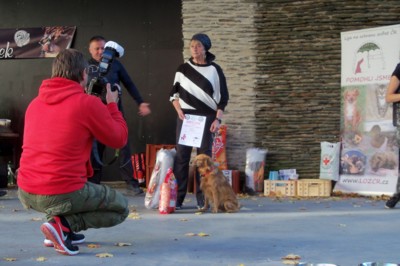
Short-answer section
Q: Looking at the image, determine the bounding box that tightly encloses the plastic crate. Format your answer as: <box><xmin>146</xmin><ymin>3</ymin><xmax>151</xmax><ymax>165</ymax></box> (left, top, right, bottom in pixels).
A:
<box><xmin>264</xmin><ymin>180</ymin><xmax>297</xmax><ymax>197</ymax></box>
<box><xmin>297</xmin><ymin>179</ymin><xmax>331</xmax><ymax>197</ymax></box>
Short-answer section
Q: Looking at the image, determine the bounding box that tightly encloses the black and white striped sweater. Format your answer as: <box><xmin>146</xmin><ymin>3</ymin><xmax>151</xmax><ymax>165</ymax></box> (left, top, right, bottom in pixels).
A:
<box><xmin>169</xmin><ymin>58</ymin><xmax>229</xmax><ymax>116</ymax></box>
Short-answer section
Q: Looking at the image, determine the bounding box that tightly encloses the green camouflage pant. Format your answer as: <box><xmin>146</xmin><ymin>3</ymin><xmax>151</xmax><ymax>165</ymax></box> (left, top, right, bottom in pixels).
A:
<box><xmin>18</xmin><ymin>182</ymin><xmax>129</xmax><ymax>232</ymax></box>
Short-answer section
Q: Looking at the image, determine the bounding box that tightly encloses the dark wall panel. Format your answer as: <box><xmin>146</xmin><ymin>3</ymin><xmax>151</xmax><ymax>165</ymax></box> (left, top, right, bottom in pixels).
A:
<box><xmin>0</xmin><ymin>0</ymin><xmax>182</xmax><ymax>181</ymax></box>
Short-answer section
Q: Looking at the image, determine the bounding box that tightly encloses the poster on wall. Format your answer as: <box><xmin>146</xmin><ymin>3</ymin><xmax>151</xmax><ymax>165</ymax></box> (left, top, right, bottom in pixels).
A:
<box><xmin>336</xmin><ymin>24</ymin><xmax>400</xmax><ymax>195</ymax></box>
<box><xmin>0</xmin><ymin>26</ymin><xmax>76</xmax><ymax>59</ymax></box>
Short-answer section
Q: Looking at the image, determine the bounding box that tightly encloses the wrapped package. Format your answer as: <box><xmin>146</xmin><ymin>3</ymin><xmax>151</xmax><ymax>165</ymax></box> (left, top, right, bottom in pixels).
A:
<box><xmin>212</xmin><ymin>125</ymin><xmax>228</xmax><ymax>170</ymax></box>
<box><xmin>159</xmin><ymin>168</ymin><xmax>178</xmax><ymax>214</ymax></box>
<box><xmin>144</xmin><ymin>148</ymin><xmax>176</xmax><ymax>209</ymax></box>
<box><xmin>245</xmin><ymin>148</ymin><xmax>268</xmax><ymax>192</ymax></box>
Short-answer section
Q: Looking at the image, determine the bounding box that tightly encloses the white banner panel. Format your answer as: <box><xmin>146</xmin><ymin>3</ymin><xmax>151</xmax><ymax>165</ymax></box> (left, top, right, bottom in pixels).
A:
<box><xmin>336</xmin><ymin>24</ymin><xmax>400</xmax><ymax>195</ymax></box>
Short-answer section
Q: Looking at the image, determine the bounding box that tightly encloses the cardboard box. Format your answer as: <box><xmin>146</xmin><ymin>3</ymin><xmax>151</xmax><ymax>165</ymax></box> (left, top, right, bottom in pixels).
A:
<box><xmin>297</xmin><ymin>179</ymin><xmax>331</xmax><ymax>197</ymax></box>
<box><xmin>264</xmin><ymin>180</ymin><xmax>297</xmax><ymax>197</ymax></box>
<box><xmin>222</xmin><ymin>170</ymin><xmax>241</xmax><ymax>194</ymax></box>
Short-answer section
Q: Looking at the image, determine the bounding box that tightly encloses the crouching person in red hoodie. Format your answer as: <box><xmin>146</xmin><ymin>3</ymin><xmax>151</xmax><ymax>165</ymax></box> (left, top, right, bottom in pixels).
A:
<box><xmin>17</xmin><ymin>49</ymin><xmax>129</xmax><ymax>256</ymax></box>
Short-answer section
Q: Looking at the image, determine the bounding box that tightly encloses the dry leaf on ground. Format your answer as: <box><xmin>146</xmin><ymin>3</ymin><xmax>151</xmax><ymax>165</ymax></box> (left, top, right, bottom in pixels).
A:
<box><xmin>115</xmin><ymin>242</ymin><xmax>132</xmax><ymax>247</ymax></box>
<box><xmin>36</xmin><ymin>256</ymin><xmax>47</xmax><ymax>261</ymax></box>
<box><xmin>4</xmin><ymin>257</ymin><xmax>17</xmax><ymax>261</ymax></box>
<box><xmin>128</xmin><ymin>212</ymin><xmax>141</xmax><ymax>220</ymax></box>
<box><xmin>281</xmin><ymin>253</ymin><xmax>301</xmax><ymax>260</ymax></box>
<box><xmin>96</xmin><ymin>253</ymin><xmax>114</xmax><ymax>258</ymax></box>
<box><xmin>87</xmin><ymin>243</ymin><xmax>101</xmax><ymax>248</ymax></box>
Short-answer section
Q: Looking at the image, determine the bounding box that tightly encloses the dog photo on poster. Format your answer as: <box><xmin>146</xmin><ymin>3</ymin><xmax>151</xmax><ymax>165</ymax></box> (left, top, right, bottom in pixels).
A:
<box><xmin>336</xmin><ymin>24</ymin><xmax>400</xmax><ymax>195</ymax></box>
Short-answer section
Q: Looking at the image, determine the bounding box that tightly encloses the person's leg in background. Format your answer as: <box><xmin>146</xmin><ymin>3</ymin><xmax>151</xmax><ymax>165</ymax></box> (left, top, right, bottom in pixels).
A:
<box><xmin>385</xmin><ymin>148</ymin><xmax>400</xmax><ymax>209</ymax></box>
<box><xmin>173</xmin><ymin>116</ymin><xmax>194</xmax><ymax>209</ymax></box>
<box><xmin>194</xmin><ymin>115</ymin><xmax>214</xmax><ymax>208</ymax></box>
<box><xmin>119</xmin><ymin>140</ymin><xmax>143</xmax><ymax>195</ymax></box>
<box><xmin>174</xmin><ymin>143</ymin><xmax>193</xmax><ymax>209</ymax></box>
<box><xmin>88</xmin><ymin>140</ymin><xmax>105</xmax><ymax>184</ymax></box>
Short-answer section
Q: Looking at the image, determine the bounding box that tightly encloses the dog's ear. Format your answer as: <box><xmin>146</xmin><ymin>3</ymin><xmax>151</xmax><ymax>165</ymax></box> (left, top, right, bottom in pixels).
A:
<box><xmin>204</xmin><ymin>156</ymin><xmax>213</xmax><ymax>171</ymax></box>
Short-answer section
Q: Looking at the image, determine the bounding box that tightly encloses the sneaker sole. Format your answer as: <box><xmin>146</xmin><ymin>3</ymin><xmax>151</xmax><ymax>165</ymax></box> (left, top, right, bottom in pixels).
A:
<box><xmin>44</xmin><ymin>237</ymin><xmax>85</xmax><ymax>247</ymax></box>
<box><xmin>40</xmin><ymin>223</ymin><xmax>79</xmax><ymax>255</ymax></box>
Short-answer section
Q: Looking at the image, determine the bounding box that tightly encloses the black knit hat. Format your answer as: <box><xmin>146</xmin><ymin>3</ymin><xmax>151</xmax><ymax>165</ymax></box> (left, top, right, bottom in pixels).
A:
<box><xmin>191</xmin><ymin>33</ymin><xmax>215</xmax><ymax>62</ymax></box>
<box><xmin>191</xmin><ymin>33</ymin><xmax>212</xmax><ymax>51</ymax></box>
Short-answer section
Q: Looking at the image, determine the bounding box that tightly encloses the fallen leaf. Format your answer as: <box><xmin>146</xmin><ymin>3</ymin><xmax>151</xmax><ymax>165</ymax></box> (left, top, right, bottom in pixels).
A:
<box><xmin>3</xmin><ymin>257</ymin><xmax>17</xmax><ymax>261</ymax></box>
<box><xmin>185</xmin><ymin>233</ymin><xmax>196</xmax><ymax>237</ymax></box>
<box><xmin>115</xmin><ymin>242</ymin><xmax>132</xmax><ymax>247</ymax></box>
<box><xmin>31</xmin><ymin>217</ymin><xmax>43</xmax><ymax>221</ymax></box>
<box><xmin>281</xmin><ymin>254</ymin><xmax>301</xmax><ymax>260</ymax></box>
<box><xmin>36</xmin><ymin>256</ymin><xmax>47</xmax><ymax>261</ymax></box>
<box><xmin>197</xmin><ymin>232</ymin><xmax>209</xmax><ymax>237</ymax></box>
<box><xmin>282</xmin><ymin>259</ymin><xmax>299</xmax><ymax>265</ymax></box>
<box><xmin>87</xmin><ymin>243</ymin><xmax>101</xmax><ymax>248</ymax></box>
<box><xmin>95</xmin><ymin>253</ymin><xmax>114</xmax><ymax>258</ymax></box>
<box><xmin>194</xmin><ymin>212</ymin><xmax>203</xmax><ymax>215</ymax></box>
<box><xmin>128</xmin><ymin>212</ymin><xmax>141</xmax><ymax>220</ymax></box>
<box><xmin>179</xmin><ymin>218</ymin><xmax>188</xmax><ymax>221</ymax></box>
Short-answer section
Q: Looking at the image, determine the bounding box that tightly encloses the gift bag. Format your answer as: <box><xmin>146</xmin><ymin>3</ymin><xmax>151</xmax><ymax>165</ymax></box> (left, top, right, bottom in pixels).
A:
<box><xmin>144</xmin><ymin>148</ymin><xmax>176</xmax><ymax>209</ymax></box>
<box><xmin>320</xmin><ymin>141</ymin><xmax>340</xmax><ymax>181</ymax></box>
<box><xmin>245</xmin><ymin>148</ymin><xmax>268</xmax><ymax>192</ymax></box>
<box><xmin>212</xmin><ymin>125</ymin><xmax>228</xmax><ymax>170</ymax></box>
<box><xmin>159</xmin><ymin>168</ymin><xmax>177</xmax><ymax>214</ymax></box>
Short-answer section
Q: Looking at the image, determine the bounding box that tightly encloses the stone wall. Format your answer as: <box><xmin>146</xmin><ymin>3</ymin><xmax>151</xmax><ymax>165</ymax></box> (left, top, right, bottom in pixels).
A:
<box><xmin>181</xmin><ymin>0</ymin><xmax>400</xmax><ymax>178</ymax></box>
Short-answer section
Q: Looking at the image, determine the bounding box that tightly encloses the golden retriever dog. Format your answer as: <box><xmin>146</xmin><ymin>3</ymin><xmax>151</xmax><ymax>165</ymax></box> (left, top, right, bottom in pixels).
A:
<box><xmin>195</xmin><ymin>154</ymin><xmax>239</xmax><ymax>213</ymax></box>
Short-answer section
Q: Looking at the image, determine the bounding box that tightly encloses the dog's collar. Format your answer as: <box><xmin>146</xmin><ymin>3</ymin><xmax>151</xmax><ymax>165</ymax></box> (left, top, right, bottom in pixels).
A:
<box><xmin>201</xmin><ymin>167</ymin><xmax>217</xmax><ymax>177</ymax></box>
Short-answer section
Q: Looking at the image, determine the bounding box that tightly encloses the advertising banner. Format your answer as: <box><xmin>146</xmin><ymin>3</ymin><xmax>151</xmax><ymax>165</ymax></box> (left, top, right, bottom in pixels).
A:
<box><xmin>0</xmin><ymin>26</ymin><xmax>76</xmax><ymax>59</ymax></box>
<box><xmin>336</xmin><ymin>24</ymin><xmax>400</xmax><ymax>195</ymax></box>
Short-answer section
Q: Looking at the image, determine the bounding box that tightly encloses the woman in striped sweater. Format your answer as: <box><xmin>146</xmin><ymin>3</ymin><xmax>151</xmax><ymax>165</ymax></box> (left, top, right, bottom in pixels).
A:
<box><xmin>169</xmin><ymin>33</ymin><xmax>229</xmax><ymax>209</ymax></box>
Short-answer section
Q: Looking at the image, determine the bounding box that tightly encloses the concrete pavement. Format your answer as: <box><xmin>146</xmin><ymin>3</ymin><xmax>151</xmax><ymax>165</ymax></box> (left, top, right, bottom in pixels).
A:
<box><xmin>0</xmin><ymin>186</ymin><xmax>399</xmax><ymax>266</ymax></box>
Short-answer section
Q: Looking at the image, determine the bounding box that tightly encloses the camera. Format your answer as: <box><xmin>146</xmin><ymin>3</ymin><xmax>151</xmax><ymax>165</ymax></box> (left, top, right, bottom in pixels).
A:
<box><xmin>87</xmin><ymin>41</ymin><xmax>125</xmax><ymax>103</ymax></box>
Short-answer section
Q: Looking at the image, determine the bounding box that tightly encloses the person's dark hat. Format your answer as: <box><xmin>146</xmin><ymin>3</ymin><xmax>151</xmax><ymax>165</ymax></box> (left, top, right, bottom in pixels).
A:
<box><xmin>191</xmin><ymin>33</ymin><xmax>215</xmax><ymax>62</ymax></box>
<box><xmin>191</xmin><ymin>33</ymin><xmax>212</xmax><ymax>51</ymax></box>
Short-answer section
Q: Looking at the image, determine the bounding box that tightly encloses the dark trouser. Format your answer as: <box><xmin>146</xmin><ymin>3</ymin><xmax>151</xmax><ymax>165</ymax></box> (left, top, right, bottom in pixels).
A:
<box><xmin>173</xmin><ymin>115</ymin><xmax>214</xmax><ymax>206</ymax></box>
<box><xmin>18</xmin><ymin>182</ymin><xmax>129</xmax><ymax>232</ymax></box>
<box><xmin>89</xmin><ymin>139</ymin><xmax>139</xmax><ymax>187</ymax></box>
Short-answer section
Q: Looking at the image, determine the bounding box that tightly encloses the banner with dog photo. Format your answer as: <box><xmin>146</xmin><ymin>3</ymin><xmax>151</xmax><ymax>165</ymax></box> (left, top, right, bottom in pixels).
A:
<box><xmin>335</xmin><ymin>24</ymin><xmax>400</xmax><ymax>195</ymax></box>
<box><xmin>0</xmin><ymin>26</ymin><xmax>76</xmax><ymax>59</ymax></box>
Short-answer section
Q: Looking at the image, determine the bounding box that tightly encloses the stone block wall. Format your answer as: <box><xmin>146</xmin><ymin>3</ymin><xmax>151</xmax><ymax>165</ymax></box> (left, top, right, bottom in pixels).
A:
<box><xmin>181</xmin><ymin>0</ymin><xmax>400</xmax><ymax>178</ymax></box>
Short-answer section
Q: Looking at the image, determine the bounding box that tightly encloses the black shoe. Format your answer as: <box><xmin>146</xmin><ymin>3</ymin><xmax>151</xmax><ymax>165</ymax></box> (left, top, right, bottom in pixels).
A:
<box><xmin>126</xmin><ymin>186</ymin><xmax>144</xmax><ymax>196</ymax></box>
<box><xmin>0</xmin><ymin>190</ymin><xmax>7</xmax><ymax>197</ymax></box>
<box><xmin>385</xmin><ymin>194</ymin><xmax>400</xmax><ymax>209</ymax></box>
<box><xmin>40</xmin><ymin>216</ymin><xmax>79</xmax><ymax>255</ymax></box>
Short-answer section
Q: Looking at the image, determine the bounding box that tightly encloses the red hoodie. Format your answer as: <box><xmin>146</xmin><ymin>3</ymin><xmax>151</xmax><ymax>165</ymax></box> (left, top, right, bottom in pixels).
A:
<box><xmin>18</xmin><ymin>77</ymin><xmax>128</xmax><ymax>195</ymax></box>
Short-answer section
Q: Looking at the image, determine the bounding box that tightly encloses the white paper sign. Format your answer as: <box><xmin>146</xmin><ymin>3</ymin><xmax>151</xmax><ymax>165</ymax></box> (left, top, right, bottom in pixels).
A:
<box><xmin>178</xmin><ymin>114</ymin><xmax>206</xmax><ymax>148</ymax></box>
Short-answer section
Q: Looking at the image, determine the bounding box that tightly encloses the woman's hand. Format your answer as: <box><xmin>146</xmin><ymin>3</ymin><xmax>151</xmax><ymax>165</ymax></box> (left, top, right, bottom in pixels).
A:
<box><xmin>210</xmin><ymin>119</ymin><xmax>220</xmax><ymax>133</ymax></box>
